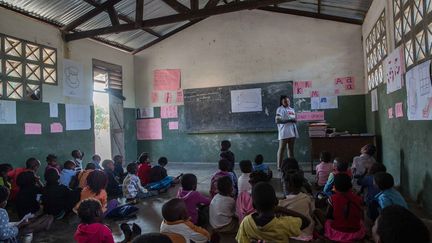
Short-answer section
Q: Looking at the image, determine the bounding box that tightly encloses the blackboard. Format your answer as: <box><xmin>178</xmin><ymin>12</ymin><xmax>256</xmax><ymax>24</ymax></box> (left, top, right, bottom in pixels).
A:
<box><xmin>183</xmin><ymin>81</ymin><xmax>293</xmax><ymax>133</ymax></box>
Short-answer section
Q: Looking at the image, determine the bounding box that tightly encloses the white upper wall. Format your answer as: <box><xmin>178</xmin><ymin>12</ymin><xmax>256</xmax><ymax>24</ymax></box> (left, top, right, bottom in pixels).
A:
<box><xmin>0</xmin><ymin>7</ymin><xmax>136</xmax><ymax>108</ymax></box>
<box><xmin>134</xmin><ymin>10</ymin><xmax>365</xmax><ymax>107</ymax></box>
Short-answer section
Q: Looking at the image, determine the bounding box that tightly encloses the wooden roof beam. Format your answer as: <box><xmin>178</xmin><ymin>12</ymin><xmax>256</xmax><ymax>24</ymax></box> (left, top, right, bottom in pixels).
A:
<box><xmin>135</xmin><ymin>0</ymin><xmax>144</xmax><ymax>27</ymax></box>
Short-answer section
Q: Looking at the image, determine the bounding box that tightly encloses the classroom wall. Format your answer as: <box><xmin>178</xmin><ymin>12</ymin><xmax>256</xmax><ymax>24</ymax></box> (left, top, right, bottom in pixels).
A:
<box><xmin>0</xmin><ymin>7</ymin><xmax>137</xmax><ymax>167</ymax></box>
<box><xmin>134</xmin><ymin>10</ymin><xmax>367</xmax><ymax>163</ymax></box>
<box><xmin>362</xmin><ymin>0</ymin><xmax>432</xmax><ymax>214</ymax></box>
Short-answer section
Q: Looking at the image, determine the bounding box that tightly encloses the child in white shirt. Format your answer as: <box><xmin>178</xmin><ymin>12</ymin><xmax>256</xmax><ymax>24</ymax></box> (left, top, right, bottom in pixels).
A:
<box><xmin>209</xmin><ymin>176</ymin><xmax>238</xmax><ymax>233</ymax></box>
<box><xmin>122</xmin><ymin>163</ymin><xmax>158</xmax><ymax>200</ymax></box>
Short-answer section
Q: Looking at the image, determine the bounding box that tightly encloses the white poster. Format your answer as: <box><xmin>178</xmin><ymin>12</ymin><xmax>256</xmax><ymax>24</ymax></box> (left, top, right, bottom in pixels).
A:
<box><xmin>63</xmin><ymin>59</ymin><xmax>85</xmax><ymax>98</ymax></box>
<box><xmin>0</xmin><ymin>100</ymin><xmax>16</xmax><ymax>124</ymax></box>
<box><xmin>230</xmin><ymin>88</ymin><xmax>262</xmax><ymax>113</ymax></box>
<box><xmin>371</xmin><ymin>89</ymin><xmax>378</xmax><ymax>112</ymax></box>
<box><xmin>65</xmin><ymin>104</ymin><xmax>91</xmax><ymax>130</ymax></box>
<box><xmin>49</xmin><ymin>103</ymin><xmax>58</xmax><ymax>118</ymax></box>
<box><xmin>137</xmin><ymin>107</ymin><xmax>154</xmax><ymax>118</ymax></box>
<box><xmin>385</xmin><ymin>47</ymin><xmax>405</xmax><ymax>94</ymax></box>
<box><xmin>406</xmin><ymin>60</ymin><xmax>432</xmax><ymax>120</ymax></box>
<box><xmin>311</xmin><ymin>96</ymin><xmax>338</xmax><ymax>110</ymax></box>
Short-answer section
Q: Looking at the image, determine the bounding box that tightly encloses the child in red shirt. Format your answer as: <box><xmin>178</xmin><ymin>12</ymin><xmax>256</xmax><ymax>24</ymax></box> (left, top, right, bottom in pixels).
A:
<box><xmin>137</xmin><ymin>152</ymin><xmax>151</xmax><ymax>186</ymax></box>
<box><xmin>7</xmin><ymin>158</ymin><xmax>41</xmax><ymax>201</ymax></box>
<box><xmin>74</xmin><ymin>198</ymin><xmax>114</xmax><ymax>243</ymax></box>
<box><xmin>325</xmin><ymin>173</ymin><xmax>366</xmax><ymax>242</ymax></box>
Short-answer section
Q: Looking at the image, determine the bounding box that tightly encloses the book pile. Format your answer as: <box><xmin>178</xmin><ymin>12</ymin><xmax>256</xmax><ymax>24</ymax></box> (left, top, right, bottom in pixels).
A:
<box><xmin>308</xmin><ymin>122</ymin><xmax>328</xmax><ymax>137</ymax></box>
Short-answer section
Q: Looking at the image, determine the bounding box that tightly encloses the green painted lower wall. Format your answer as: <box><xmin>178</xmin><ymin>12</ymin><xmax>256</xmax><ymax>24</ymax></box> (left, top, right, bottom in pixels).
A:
<box><xmin>365</xmin><ymin>85</ymin><xmax>432</xmax><ymax>215</ymax></box>
<box><xmin>124</xmin><ymin>108</ymin><xmax>137</xmax><ymax>163</ymax></box>
<box><xmin>137</xmin><ymin>95</ymin><xmax>367</xmax><ymax>164</ymax></box>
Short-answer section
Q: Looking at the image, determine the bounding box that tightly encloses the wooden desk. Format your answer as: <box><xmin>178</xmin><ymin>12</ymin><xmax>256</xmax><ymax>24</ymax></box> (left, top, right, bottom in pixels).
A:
<box><xmin>310</xmin><ymin>136</ymin><xmax>376</xmax><ymax>172</ymax></box>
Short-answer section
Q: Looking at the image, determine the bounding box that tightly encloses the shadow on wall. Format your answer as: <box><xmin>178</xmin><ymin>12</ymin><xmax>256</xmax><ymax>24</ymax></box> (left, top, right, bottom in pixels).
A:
<box><xmin>418</xmin><ymin>173</ymin><xmax>432</xmax><ymax>214</ymax></box>
<box><xmin>400</xmin><ymin>149</ymin><xmax>409</xmax><ymax>192</ymax></box>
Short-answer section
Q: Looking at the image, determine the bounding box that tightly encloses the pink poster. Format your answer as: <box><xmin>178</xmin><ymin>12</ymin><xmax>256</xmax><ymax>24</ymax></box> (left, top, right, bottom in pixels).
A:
<box><xmin>161</xmin><ymin>106</ymin><xmax>178</xmax><ymax>119</ymax></box>
<box><xmin>297</xmin><ymin>111</ymin><xmax>325</xmax><ymax>121</ymax></box>
<box><xmin>168</xmin><ymin>121</ymin><xmax>179</xmax><ymax>130</ymax></box>
<box><xmin>25</xmin><ymin>123</ymin><xmax>42</xmax><ymax>135</ymax></box>
<box><xmin>176</xmin><ymin>90</ymin><xmax>184</xmax><ymax>103</ymax></box>
<box><xmin>164</xmin><ymin>92</ymin><xmax>173</xmax><ymax>103</ymax></box>
<box><xmin>310</xmin><ymin>90</ymin><xmax>320</xmax><ymax>97</ymax></box>
<box><xmin>154</xmin><ymin>69</ymin><xmax>181</xmax><ymax>91</ymax></box>
<box><xmin>335</xmin><ymin>76</ymin><xmax>356</xmax><ymax>91</ymax></box>
<box><xmin>50</xmin><ymin>123</ymin><xmax>63</xmax><ymax>133</ymax></box>
<box><xmin>388</xmin><ymin>107</ymin><xmax>394</xmax><ymax>119</ymax></box>
<box><xmin>294</xmin><ymin>81</ymin><xmax>313</xmax><ymax>95</ymax></box>
<box><xmin>136</xmin><ymin>118</ymin><xmax>162</xmax><ymax>140</ymax></box>
<box><xmin>395</xmin><ymin>102</ymin><xmax>404</xmax><ymax>118</ymax></box>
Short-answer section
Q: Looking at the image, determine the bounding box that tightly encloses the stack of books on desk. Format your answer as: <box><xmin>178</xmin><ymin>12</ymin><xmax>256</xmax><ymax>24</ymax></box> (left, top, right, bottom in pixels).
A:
<box><xmin>308</xmin><ymin>122</ymin><xmax>328</xmax><ymax>137</ymax></box>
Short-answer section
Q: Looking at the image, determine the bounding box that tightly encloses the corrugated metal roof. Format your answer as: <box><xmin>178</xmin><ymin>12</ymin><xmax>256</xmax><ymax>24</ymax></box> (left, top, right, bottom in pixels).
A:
<box><xmin>0</xmin><ymin>0</ymin><xmax>372</xmax><ymax>53</ymax></box>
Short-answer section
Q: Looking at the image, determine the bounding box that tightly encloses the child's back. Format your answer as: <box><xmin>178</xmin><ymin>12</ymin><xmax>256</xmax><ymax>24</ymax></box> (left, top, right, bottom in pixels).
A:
<box><xmin>42</xmin><ymin>168</ymin><xmax>71</xmax><ymax>218</ymax></box>
<box><xmin>220</xmin><ymin>140</ymin><xmax>235</xmax><ymax>172</ymax></box>
<box><xmin>316</xmin><ymin>151</ymin><xmax>333</xmax><ymax>187</ymax></box>
<box><xmin>177</xmin><ymin>174</ymin><xmax>210</xmax><ymax>225</ymax></box>
<box><xmin>59</xmin><ymin>161</ymin><xmax>77</xmax><ymax>188</ymax></box>
<box><xmin>209</xmin><ymin>176</ymin><xmax>237</xmax><ymax>232</ymax></box>
<box><xmin>149</xmin><ymin>157</ymin><xmax>168</xmax><ymax>183</ymax></box>
<box><xmin>210</xmin><ymin>159</ymin><xmax>236</xmax><ymax>198</ymax></box>
<box><xmin>16</xmin><ymin>171</ymin><xmax>41</xmax><ymax>218</ymax></box>
<box><xmin>374</xmin><ymin>172</ymin><xmax>408</xmax><ymax>210</ymax></box>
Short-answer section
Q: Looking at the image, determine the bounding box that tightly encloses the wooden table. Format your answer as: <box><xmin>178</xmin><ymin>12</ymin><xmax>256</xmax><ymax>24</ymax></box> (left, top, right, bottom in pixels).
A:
<box><xmin>309</xmin><ymin>135</ymin><xmax>376</xmax><ymax>172</ymax></box>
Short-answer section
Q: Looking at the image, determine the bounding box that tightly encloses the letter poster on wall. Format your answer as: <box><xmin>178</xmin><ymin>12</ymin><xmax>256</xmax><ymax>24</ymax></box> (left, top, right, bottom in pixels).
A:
<box><xmin>385</xmin><ymin>47</ymin><xmax>405</xmax><ymax>94</ymax></box>
<box><xmin>406</xmin><ymin>60</ymin><xmax>432</xmax><ymax>120</ymax></box>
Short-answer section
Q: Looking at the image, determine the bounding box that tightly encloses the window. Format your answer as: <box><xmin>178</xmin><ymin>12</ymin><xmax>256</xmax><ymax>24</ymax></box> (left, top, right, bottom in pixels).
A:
<box><xmin>394</xmin><ymin>0</ymin><xmax>432</xmax><ymax>70</ymax></box>
<box><xmin>0</xmin><ymin>33</ymin><xmax>57</xmax><ymax>101</ymax></box>
<box><xmin>366</xmin><ymin>12</ymin><xmax>387</xmax><ymax>91</ymax></box>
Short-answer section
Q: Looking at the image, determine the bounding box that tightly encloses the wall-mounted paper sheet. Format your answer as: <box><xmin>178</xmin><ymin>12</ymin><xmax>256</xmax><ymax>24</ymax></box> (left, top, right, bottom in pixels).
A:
<box><xmin>137</xmin><ymin>107</ymin><xmax>154</xmax><ymax>118</ymax></box>
<box><xmin>388</xmin><ymin>107</ymin><xmax>394</xmax><ymax>119</ymax></box>
<box><xmin>231</xmin><ymin>88</ymin><xmax>262</xmax><ymax>113</ymax></box>
<box><xmin>335</xmin><ymin>76</ymin><xmax>355</xmax><ymax>90</ymax></box>
<box><xmin>49</xmin><ymin>103</ymin><xmax>58</xmax><ymax>118</ymax></box>
<box><xmin>168</xmin><ymin>121</ymin><xmax>179</xmax><ymax>130</ymax></box>
<box><xmin>294</xmin><ymin>81</ymin><xmax>313</xmax><ymax>97</ymax></box>
<box><xmin>65</xmin><ymin>104</ymin><xmax>91</xmax><ymax>130</ymax></box>
<box><xmin>395</xmin><ymin>102</ymin><xmax>404</xmax><ymax>118</ymax></box>
<box><xmin>153</xmin><ymin>69</ymin><xmax>181</xmax><ymax>91</ymax></box>
<box><xmin>25</xmin><ymin>123</ymin><xmax>42</xmax><ymax>135</ymax></box>
<box><xmin>0</xmin><ymin>100</ymin><xmax>16</xmax><ymax>124</ymax></box>
<box><xmin>297</xmin><ymin>111</ymin><xmax>325</xmax><ymax>121</ymax></box>
<box><xmin>385</xmin><ymin>46</ymin><xmax>405</xmax><ymax>94</ymax></box>
<box><xmin>63</xmin><ymin>59</ymin><xmax>85</xmax><ymax>98</ymax></box>
<box><xmin>311</xmin><ymin>96</ymin><xmax>338</xmax><ymax>110</ymax></box>
<box><xmin>50</xmin><ymin>123</ymin><xmax>63</xmax><ymax>133</ymax></box>
<box><xmin>371</xmin><ymin>89</ymin><xmax>378</xmax><ymax>112</ymax></box>
<box><xmin>161</xmin><ymin>106</ymin><xmax>178</xmax><ymax>118</ymax></box>
<box><xmin>406</xmin><ymin>60</ymin><xmax>432</xmax><ymax>120</ymax></box>
<box><xmin>137</xmin><ymin>118</ymin><xmax>162</xmax><ymax>140</ymax></box>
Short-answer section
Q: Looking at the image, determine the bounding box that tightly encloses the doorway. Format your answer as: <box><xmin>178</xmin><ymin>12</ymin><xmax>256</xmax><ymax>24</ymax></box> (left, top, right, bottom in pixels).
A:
<box><xmin>93</xmin><ymin>71</ymin><xmax>112</xmax><ymax>159</ymax></box>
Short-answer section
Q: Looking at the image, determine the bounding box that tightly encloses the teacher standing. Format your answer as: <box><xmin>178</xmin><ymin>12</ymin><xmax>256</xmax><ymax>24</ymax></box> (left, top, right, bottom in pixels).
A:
<box><xmin>275</xmin><ymin>95</ymin><xmax>299</xmax><ymax>170</ymax></box>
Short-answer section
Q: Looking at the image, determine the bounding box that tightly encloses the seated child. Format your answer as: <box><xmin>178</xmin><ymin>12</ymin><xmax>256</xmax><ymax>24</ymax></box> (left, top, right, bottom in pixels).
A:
<box><xmin>209</xmin><ymin>176</ymin><xmax>238</xmax><ymax>233</ymax></box>
<box><xmin>74</xmin><ymin>198</ymin><xmax>115</xmax><ymax>243</ymax></box>
<box><xmin>209</xmin><ymin>159</ymin><xmax>237</xmax><ymax>199</ymax></box>
<box><xmin>236</xmin><ymin>171</ymin><xmax>270</xmax><ymax>222</ymax></box>
<box><xmin>357</xmin><ymin>162</ymin><xmax>387</xmax><ymax>221</ymax></box>
<box><xmin>15</xmin><ymin>171</ymin><xmax>42</xmax><ymax>218</ymax></box>
<box><xmin>78</xmin><ymin>163</ymin><xmax>96</xmax><ymax>189</ymax></box>
<box><xmin>0</xmin><ymin>186</ymin><xmax>19</xmax><ymax>242</ymax></box>
<box><xmin>160</xmin><ymin>198</ymin><xmax>210</xmax><ymax>243</ymax></box>
<box><xmin>102</xmin><ymin>160</ymin><xmax>123</xmax><ymax>198</ymax></box>
<box><xmin>279</xmin><ymin>172</ymin><xmax>315</xmax><ymax>241</ymax></box>
<box><xmin>0</xmin><ymin>163</ymin><xmax>13</xmax><ymax>189</ymax></box>
<box><xmin>372</xmin><ymin>205</ymin><xmax>430</xmax><ymax>243</ymax></box>
<box><xmin>149</xmin><ymin>157</ymin><xmax>168</xmax><ymax>183</ymax></box>
<box><xmin>90</xmin><ymin>154</ymin><xmax>102</xmax><ymax>170</ymax></box>
<box><xmin>74</xmin><ymin>170</ymin><xmax>109</xmax><ymax>214</ymax></box>
<box><xmin>253</xmin><ymin>154</ymin><xmax>272</xmax><ymax>178</ymax></box>
<box><xmin>45</xmin><ymin>154</ymin><xmax>61</xmax><ymax>176</ymax></box>
<box><xmin>59</xmin><ymin>160</ymin><xmax>77</xmax><ymax>188</ymax></box>
<box><xmin>177</xmin><ymin>173</ymin><xmax>210</xmax><ymax>225</ymax></box>
<box><xmin>325</xmin><ymin>173</ymin><xmax>366</xmax><ymax>242</ymax></box>
<box><xmin>374</xmin><ymin>172</ymin><xmax>408</xmax><ymax>210</ymax></box>
<box><xmin>137</xmin><ymin>152</ymin><xmax>152</xmax><ymax>186</ymax></box>
<box><xmin>281</xmin><ymin>158</ymin><xmax>312</xmax><ymax>195</ymax></box>
<box><xmin>352</xmin><ymin>144</ymin><xmax>377</xmax><ymax>178</ymax></box>
<box><xmin>315</xmin><ymin>151</ymin><xmax>333</xmax><ymax>187</ymax></box>
<box><xmin>42</xmin><ymin>168</ymin><xmax>72</xmax><ymax>219</ymax></box>
<box><xmin>71</xmin><ymin>149</ymin><xmax>84</xmax><ymax>173</ymax></box>
<box><xmin>238</xmin><ymin>160</ymin><xmax>253</xmax><ymax>193</ymax></box>
<box><xmin>131</xmin><ymin>233</ymin><xmax>172</xmax><ymax>243</ymax></box>
<box><xmin>220</xmin><ymin>140</ymin><xmax>235</xmax><ymax>172</ymax></box>
<box><xmin>236</xmin><ymin>182</ymin><xmax>309</xmax><ymax>243</ymax></box>
<box><xmin>8</xmin><ymin>157</ymin><xmax>41</xmax><ymax>200</ymax></box>
<box><xmin>113</xmin><ymin>155</ymin><xmax>126</xmax><ymax>182</ymax></box>
<box><xmin>323</xmin><ymin>159</ymin><xmax>351</xmax><ymax>196</ymax></box>
<box><xmin>123</xmin><ymin>163</ymin><xmax>158</xmax><ymax>200</ymax></box>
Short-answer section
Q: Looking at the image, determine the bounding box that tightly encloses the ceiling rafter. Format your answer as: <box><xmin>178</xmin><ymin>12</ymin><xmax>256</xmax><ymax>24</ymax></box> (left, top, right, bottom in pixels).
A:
<box><xmin>65</xmin><ymin>0</ymin><xmax>296</xmax><ymax>42</ymax></box>
<box><xmin>135</xmin><ymin>0</ymin><xmax>144</xmax><ymax>27</ymax></box>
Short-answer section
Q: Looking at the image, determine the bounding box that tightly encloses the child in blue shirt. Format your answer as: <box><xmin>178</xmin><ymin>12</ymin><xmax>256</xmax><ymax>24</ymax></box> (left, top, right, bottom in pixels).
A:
<box><xmin>0</xmin><ymin>186</ymin><xmax>19</xmax><ymax>242</ymax></box>
<box><xmin>59</xmin><ymin>160</ymin><xmax>77</xmax><ymax>188</ymax></box>
<box><xmin>253</xmin><ymin>154</ymin><xmax>272</xmax><ymax>178</ymax></box>
<box><xmin>374</xmin><ymin>172</ymin><xmax>407</xmax><ymax>210</ymax></box>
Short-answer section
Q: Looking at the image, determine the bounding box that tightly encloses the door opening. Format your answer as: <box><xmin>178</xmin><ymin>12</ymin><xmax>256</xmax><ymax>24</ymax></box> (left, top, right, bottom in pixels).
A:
<box><xmin>93</xmin><ymin>71</ymin><xmax>112</xmax><ymax>159</ymax></box>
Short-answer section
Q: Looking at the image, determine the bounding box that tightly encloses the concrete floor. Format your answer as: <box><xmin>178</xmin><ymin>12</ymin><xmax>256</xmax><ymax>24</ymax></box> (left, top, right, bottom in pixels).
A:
<box><xmin>28</xmin><ymin>162</ymin><xmax>432</xmax><ymax>243</ymax></box>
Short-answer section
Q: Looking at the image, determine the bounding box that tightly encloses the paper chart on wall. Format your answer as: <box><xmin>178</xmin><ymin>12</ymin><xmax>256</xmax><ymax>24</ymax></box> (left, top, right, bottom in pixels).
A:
<box><xmin>136</xmin><ymin>118</ymin><xmax>162</xmax><ymax>140</ymax></box>
<box><xmin>230</xmin><ymin>88</ymin><xmax>262</xmax><ymax>113</ymax></box>
<box><xmin>406</xmin><ymin>60</ymin><xmax>432</xmax><ymax>120</ymax></box>
<box><xmin>0</xmin><ymin>100</ymin><xmax>16</xmax><ymax>124</ymax></box>
<box><xmin>65</xmin><ymin>104</ymin><xmax>91</xmax><ymax>130</ymax></box>
<box><xmin>49</xmin><ymin>103</ymin><xmax>58</xmax><ymax>118</ymax></box>
<box><xmin>371</xmin><ymin>89</ymin><xmax>378</xmax><ymax>112</ymax></box>
<box><xmin>385</xmin><ymin>47</ymin><xmax>405</xmax><ymax>94</ymax></box>
<box><xmin>137</xmin><ymin>107</ymin><xmax>154</xmax><ymax>118</ymax></box>
<box><xmin>63</xmin><ymin>59</ymin><xmax>85</xmax><ymax>98</ymax></box>
<box><xmin>311</xmin><ymin>96</ymin><xmax>338</xmax><ymax>110</ymax></box>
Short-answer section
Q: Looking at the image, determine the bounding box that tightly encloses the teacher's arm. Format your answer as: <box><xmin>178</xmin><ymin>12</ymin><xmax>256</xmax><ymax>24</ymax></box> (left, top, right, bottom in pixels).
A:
<box><xmin>275</xmin><ymin>113</ymin><xmax>296</xmax><ymax>124</ymax></box>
